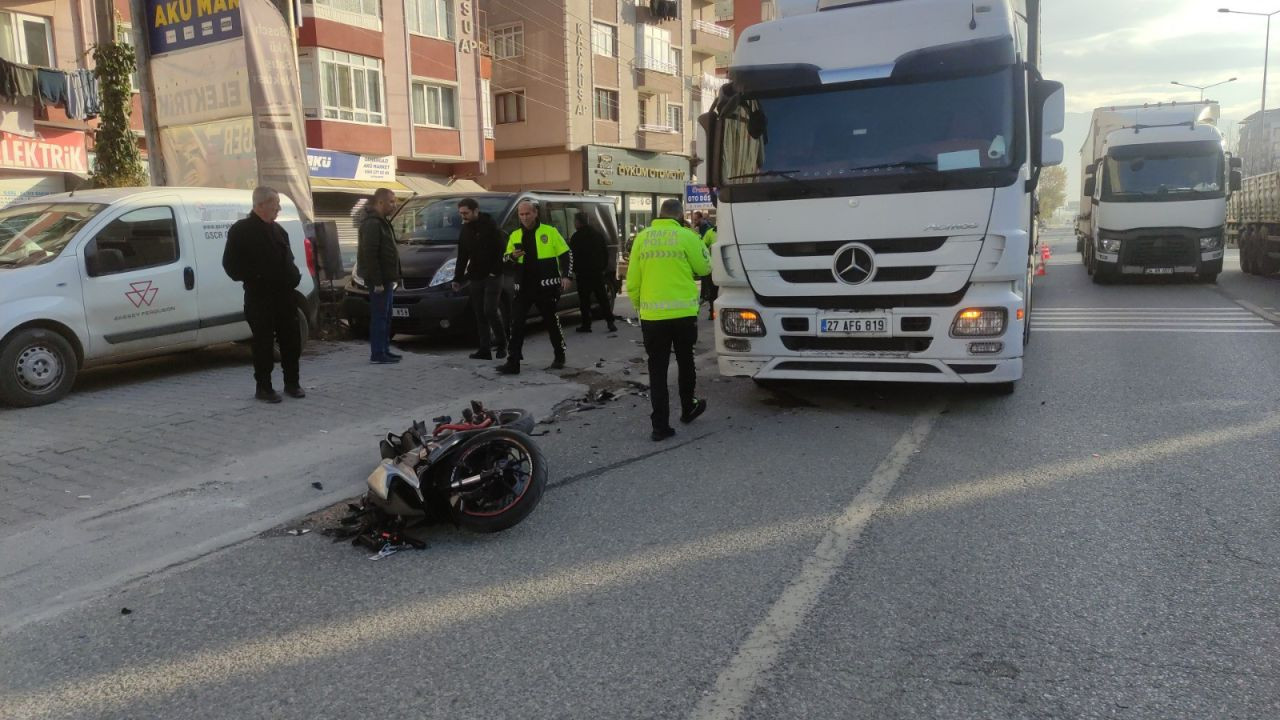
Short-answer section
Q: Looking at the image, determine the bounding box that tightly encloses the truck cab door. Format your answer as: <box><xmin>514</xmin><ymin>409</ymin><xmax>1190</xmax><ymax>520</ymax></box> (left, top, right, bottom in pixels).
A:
<box><xmin>79</xmin><ymin>203</ymin><xmax>199</xmax><ymax>358</ymax></box>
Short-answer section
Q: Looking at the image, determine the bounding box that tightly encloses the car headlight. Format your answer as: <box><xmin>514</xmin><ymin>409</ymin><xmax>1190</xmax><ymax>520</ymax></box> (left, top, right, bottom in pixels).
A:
<box><xmin>1099</xmin><ymin>238</ymin><xmax>1122</xmax><ymax>253</ymax></box>
<box><xmin>350</xmin><ymin>261</ymin><xmax>366</xmax><ymax>289</ymax></box>
<box><xmin>721</xmin><ymin>309</ymin><xmax>766</xmax><ymax>337</ymax></box>
<box><xmin>1200</xmin><ymin>235</ymin><xmax>1222</xmax><ymax>250</ymax></box>
<box><xmin>951</xmin><ymin>307</ymin><xmax>1007</xmax><ymax>337</ymax></box>
<box><xmin>430</xmin><ymin>258</ymin><xmax>457</xmax><ymax>287</ymax></box>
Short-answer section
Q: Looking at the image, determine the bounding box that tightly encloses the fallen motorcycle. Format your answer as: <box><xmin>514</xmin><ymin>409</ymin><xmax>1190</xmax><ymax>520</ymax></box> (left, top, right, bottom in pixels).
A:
<box><xmin>331</xmin><ymin>401</ymin><xmax>547</xmax><ymax>551</ymax></box>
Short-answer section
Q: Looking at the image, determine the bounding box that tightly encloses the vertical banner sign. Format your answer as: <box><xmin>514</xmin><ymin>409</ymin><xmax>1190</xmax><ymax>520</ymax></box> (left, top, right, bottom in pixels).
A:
<box><xmin>240</xmin><ymin>0</ymin><xmax>313</xmax><ymax>224</ymax></box>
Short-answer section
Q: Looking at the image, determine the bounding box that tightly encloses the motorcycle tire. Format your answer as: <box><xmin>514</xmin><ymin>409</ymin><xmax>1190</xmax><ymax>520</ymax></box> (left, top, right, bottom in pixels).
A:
<box><xmin>447</xmin><ymin>428</ymin><xmax>547</xmax><ymax>533</ymax></box>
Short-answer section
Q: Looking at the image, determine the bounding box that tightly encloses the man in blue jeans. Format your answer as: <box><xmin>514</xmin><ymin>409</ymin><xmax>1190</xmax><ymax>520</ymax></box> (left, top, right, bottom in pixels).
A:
<box><xmin>357</xmin><ymin>188</ymin><xmax>402</xmax><ymax>364</ymax></box>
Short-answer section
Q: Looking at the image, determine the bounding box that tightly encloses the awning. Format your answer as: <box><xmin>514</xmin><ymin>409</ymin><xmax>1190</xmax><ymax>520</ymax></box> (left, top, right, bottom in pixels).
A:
<box><xmin>309</xmin><ymin>177</ymin><xmax>413</xmax><ymax>196</ymax></box>
<box><xmin>396</xmin><ymin>174</ymin><xmax>487</xmax><ymax>197</ymax></box>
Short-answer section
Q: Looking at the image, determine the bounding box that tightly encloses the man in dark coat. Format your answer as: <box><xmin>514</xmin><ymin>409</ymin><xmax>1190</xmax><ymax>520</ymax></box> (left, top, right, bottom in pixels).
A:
<box><xmin>453</xmin><ymin>197</ymin><xmax>508</xmax><ymax>360</ymax></box>
<box><xmin>357</xmin><ymin>188</ymin><xmax>403</xmax><ymax>364</ymax></box>
<box><xmin>222</xmin><ymin>186</ymin><xmax>305</xmax><ymax>404</ymax></box>
<box><xmin>569</xmin><ymin>212</ymin><xmax>617</xmax><ymax>333</ymax></box>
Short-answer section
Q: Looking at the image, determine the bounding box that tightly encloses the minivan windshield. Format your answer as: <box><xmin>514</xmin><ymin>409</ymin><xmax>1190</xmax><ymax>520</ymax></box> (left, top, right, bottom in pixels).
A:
<box><xmin>393</xmin><ymin>196</ymin><xmax>513</xmax><ymax>245</ymax></box>
<box><xmin>0</xmin><ymin>202</ymin><xmax>107</xmax><ymax>269</ymax></box>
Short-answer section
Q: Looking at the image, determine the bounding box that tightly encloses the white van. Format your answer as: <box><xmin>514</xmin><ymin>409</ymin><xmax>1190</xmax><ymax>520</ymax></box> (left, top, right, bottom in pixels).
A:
<box><xmin>0</xmin><ymin>188</ymin><xmax>318</xmax><ymax>407</ymax></box>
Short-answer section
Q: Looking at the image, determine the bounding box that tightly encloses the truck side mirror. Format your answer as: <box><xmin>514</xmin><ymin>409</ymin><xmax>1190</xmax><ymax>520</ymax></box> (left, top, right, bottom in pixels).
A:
<box><xmin>1230</xmin><ymin>156</ymin><xmax>1243</xmax><ymax>170</ymax></box>
<box><xmin>1231</xmin><ymin>170</ymin><xmax>1242</xmax><ymax>192</ymax></box>
<box><xmin>698</xmin><ymin>110</ymin><xmax>721</xmax><ymax>187</ymax></box>
<box><xmin>1032</xmin><ymin>79</ymin><xmax>1066</xmax><ymax>167</ymax></box>
<box><xmin>1083</xmin><ymin>176</ymin><xmax>1096</xmax><ymax>197</ymax></box>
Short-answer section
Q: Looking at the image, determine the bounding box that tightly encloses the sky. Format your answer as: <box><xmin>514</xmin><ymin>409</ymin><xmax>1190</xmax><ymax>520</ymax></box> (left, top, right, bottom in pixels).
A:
<box><xmin>1042</xmin><ymin>0</ymin><xmax>1279</xmax><ymax>194</ymax></box>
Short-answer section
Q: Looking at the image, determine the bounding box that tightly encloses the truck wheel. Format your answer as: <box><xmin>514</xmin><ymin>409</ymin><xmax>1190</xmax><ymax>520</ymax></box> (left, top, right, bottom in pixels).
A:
<box><xmin>1199</xmin><ymin>272</ymin><xmax>1219</xmax><ymax>284</ymax></box>
<box><xmin>1091</xmin><ymin>267</ymin><xmax>1112</xmax><ymax>285</ymax></box>
<box><xmin>0</xmin><ymin>328</ymin><xmax>79</xmax><ymax>407</ymax></box>
<box><xmin>296</xmin><ymin>307</ymin><xmax>310</xmax><ymax>351</ymax></box>
<box><xmin>1076</xmin><ymin>236</ymin><xmax>1084</xmax><ymax>254</ymax></box>
<box><xmin>989</xmin><ymin>381</ymin><xmax>1016</xmax><ymax>396</ymax></box>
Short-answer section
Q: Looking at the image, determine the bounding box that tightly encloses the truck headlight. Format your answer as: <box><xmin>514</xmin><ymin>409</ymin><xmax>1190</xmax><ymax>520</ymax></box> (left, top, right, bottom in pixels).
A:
<box><xmin>1200</xmin><ymin>235</ymin><xmax>1223</xmax><ymax>250</ymax></box>
<box><xmin>721</xmin><ymin>309</ymin><xmax>766</xmax><ymax>337</ymax></box>
<box><xmin>1099</xmin><ymin>238</ymin><xmax>1122</xmax><ymax>253</ymax></box>
<box><xmin>951</xmin><ymin>308</ymin><xmax>1007</xmax><ymax>337</ymax></box>
<box><xmin>430</xmin><ymin>258</ymin><xmax>457</xmax><ymax>287</ymax></box>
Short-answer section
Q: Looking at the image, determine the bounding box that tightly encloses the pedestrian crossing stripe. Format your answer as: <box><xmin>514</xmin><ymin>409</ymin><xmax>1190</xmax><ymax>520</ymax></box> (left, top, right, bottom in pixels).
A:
<box><xmin>1032</xmin><ymin>307</ymin><xmax>1280</xmax><ymax>333</ymax></box>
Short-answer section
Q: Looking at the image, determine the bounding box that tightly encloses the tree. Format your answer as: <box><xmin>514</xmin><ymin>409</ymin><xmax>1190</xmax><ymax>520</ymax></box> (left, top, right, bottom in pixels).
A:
<box><xmin>1037</xmin><ymin>165</ymin><xmax>1068</xmax><ymax>218</ymax></box>
<box><xmin>90</xmin><ymin>41</ymin><xmax>148</xmax><ymax>188</ymax></box>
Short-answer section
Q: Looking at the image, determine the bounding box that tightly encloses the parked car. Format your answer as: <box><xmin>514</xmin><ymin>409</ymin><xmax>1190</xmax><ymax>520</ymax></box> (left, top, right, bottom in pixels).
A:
<box><xmin>342</xmin><ymin>191</ymin><xmax>621</xmax><ymax>337</ymax></box>
<box><xmin>0</xmin><ymin>188</ymin><xmax>318</xmax><ymax>407</ymax></box>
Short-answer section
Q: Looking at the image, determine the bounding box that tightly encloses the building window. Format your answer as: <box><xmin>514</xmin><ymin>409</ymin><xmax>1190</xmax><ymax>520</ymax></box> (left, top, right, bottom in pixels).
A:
<box><xmin>669</xmin><ymin>47</ymin><xmax>681</xmax><ymax>73</ymax></box>
<box><xmin>490</xmin><ymin>24</ymin><xmax>523</xmax><ymax>60</ymax></box>
<box><xmin>495</xmin><ymin>91</ymin><xmax>525</xmax><ymax>124</ymax></box>
<box><xmin>411</xmin><ymin>81</ymin><xmax>457</xmax><ymax>128</ymax></box>
<box><xmin>639</xmin><ymin>25</ymin><xmax>676</xmax><ymax>75</ymax></box>
<box><xmin>0</xmin><ymin>11</ymin><xmax>53</xmax><ymax>67</ymax></box>
<box><xmin>318</xmin><ymin>49</ymin><xmax>385</xmax><ymax>125</ymax></box>
<box><xmin>407</xmin><ymin>0</ymin><xmax>453</xmax><ymax>40</ymax></box>
<box><xmin>116</xmin><ymin>23</ymin><xmax>139</xmax><ymax>92</ymax></box>
<box><xmin>593</xmin><ymin>88</ymin><xmax>619</xmax><ymax>121</ymax></box>
<box><xmin>592</xmin><ymin>22</ymin><xmax>616</xmax><ymax>58</ymax></box>
<box><xmin>314</xmin><ymin>0</ymin><xmax>380</xmax><ymax>17</ymax></box>
<box><xmin>311</xmin><ymin>0</ymin><xmax>382</xmax><ymax>29</ymax></box>
<box><xmin>667</xmin><ymin>103</ymin><xmax>682</xmax><ymax>131</ymax></box>
<box><xmin>481</xmin><ymin>79</ymin><xmax>494</xmax><ymax>137</ymax></box>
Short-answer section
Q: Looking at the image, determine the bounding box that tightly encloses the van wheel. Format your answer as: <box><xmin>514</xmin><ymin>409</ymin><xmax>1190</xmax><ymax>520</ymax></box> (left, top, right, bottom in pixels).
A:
<box><xmin>296</xmin><ymin>307</ymin><xmax>310</xmax><ymax>350</ymax></box>
<box><xmin>0</xmin><ymin>328</ymin><xmax>79</xmax><ymax>407</ymax></box>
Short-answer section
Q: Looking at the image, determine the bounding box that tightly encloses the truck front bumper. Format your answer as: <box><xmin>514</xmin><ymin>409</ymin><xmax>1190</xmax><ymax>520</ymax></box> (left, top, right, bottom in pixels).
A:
<box><xmin>714</xmin><ymin>283</ymin><xmax>1024</xmax><ymax>384</ymax></box>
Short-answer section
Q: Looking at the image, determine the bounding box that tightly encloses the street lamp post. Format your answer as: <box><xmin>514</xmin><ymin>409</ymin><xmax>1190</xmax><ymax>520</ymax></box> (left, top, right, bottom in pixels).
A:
<box><xmin>1220</xmin><ymin>7</ymin><xmax>1280</xmax><ymax>170</ymax></box>
<box><xmin>1171</xmin><ymin>77</ymin><xmax>1237</xmax><ymax>101</ymax></box>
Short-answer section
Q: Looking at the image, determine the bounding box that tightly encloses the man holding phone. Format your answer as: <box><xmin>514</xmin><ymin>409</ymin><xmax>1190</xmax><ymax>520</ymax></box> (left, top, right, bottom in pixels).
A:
<box><xmin>497</xmin><ymin>200</ymin><xmax>573</xmax><ymax>375</ymax></box>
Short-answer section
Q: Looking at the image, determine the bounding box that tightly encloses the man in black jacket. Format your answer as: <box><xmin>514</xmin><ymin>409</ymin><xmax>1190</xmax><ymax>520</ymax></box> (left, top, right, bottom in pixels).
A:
<box><xmin>357</xmin><ymin>188</ymin><xmax>403</xmax><ymax>364</ymax></box>
<box><xmin>569</xmin><ymin>212</ymin><xmax>617</xmax><ymax>333</ymax></box>
<box><xmin>222</xmin><ymin>186</ymin><xmax>305</xmax><ymax>403</ymax></box>
<box><xmin>452</xmin><ymin>197</ymin><xmax>507</xmax><ymax>360</ymax></box>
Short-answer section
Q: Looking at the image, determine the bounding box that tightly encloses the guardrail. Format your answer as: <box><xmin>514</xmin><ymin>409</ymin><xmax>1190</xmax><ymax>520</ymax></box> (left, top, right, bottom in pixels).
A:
<box><xmin>693</xmin><ymin>19</ymin><xmax>730</xmax><ymax>38</ymax></box>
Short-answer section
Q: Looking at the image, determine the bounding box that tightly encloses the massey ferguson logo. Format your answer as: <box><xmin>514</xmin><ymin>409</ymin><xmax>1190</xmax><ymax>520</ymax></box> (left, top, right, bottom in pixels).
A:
<box><xmin>125</xmin><ymin>281</ymin><xmax>159</xmax><ymax>308</ymax></box>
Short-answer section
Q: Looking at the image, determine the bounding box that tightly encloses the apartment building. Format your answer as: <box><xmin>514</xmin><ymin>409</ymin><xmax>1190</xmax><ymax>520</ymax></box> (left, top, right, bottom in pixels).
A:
<box><xmin>484</xmin><ymin>0</ymin><xmax>731</xmax><ymax>232</ymax></box>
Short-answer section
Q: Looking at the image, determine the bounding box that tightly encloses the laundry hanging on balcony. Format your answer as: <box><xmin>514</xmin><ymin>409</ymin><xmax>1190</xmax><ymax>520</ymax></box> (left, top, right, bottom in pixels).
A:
<box><xmin>0</xmin><ymin>59</ymin><xmax>100</xmax><ymax>121</ymax></box>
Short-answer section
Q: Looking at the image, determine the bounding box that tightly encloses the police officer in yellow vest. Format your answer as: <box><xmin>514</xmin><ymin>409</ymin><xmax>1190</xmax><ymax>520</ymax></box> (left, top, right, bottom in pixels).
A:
<box><xmin>498</xmin><ymin>200</ymin><xmax>573</xmax><ymax>374</ymax></box>
<box><xmin>626</xmin><ymin>199</ymin><xmax>712</xmax><ymax>441</ymax></box>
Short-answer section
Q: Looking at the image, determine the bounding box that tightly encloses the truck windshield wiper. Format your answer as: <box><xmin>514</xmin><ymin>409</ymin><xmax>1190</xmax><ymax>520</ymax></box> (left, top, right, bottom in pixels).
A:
<box><xmin>846</xmin><ymin>161</ymin><xmax>938</xmax><ymax>173</ymax></box>
<box><xmin>728</xmin><ymin>169</ymin><xmax>834</xmax><ymax>197</ymax></box>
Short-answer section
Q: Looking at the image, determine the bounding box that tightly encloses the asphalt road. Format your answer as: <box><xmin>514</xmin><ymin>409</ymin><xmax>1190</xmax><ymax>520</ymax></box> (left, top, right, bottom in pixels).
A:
<box><xmin>3</xmin><ymin>227</ymin><xmax>1279</xmax><ymax>719</ymax></box>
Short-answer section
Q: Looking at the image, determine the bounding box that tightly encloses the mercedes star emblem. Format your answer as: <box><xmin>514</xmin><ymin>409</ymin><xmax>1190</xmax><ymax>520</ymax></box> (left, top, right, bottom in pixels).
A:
<box><xmin>832</xmin><ymin>243</ymin><xmax>875</xmax><ymax>285</ymax></box>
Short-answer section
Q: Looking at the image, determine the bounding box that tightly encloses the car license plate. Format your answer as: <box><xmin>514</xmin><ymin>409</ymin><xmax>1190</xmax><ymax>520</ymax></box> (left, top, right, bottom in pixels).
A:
<box><xmin>819</xmin><ymin>315</ymin><xmax>889</xmax><ymax>336</ymax></box>
<box><xmin>391</xmin><ymin>307</ymin><xmax>410</xmax><ymax>318</ymax></box>
<box><xmin>1144</xmin><ymin>268</ymin><xmax>1174</xmax><ymax>275</ymax></box>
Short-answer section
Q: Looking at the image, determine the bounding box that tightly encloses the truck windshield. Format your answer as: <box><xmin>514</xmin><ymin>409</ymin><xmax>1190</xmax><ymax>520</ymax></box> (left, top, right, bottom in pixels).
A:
<box><xmin>0</xmin><ymin>202</ymin><xmax>106</xmax><ymax>269</ymax></box>
<box><xmin>1101</xmin><ymin>141</ymin><xmax>1224</xmax><ymax>202</ymax></box>
<box><xmin>719</xmin><ymin>67</ymin><xmax>1017</xmax><ymax>196</ymax></box>
<box><xmin>393</xmin><ymin>196</ymin><xmax>513</xmax><ymax>245</ymax></box>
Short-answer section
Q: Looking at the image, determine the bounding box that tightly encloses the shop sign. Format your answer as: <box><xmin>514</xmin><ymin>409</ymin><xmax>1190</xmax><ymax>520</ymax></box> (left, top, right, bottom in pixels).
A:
<box><xmin>685</xmin><ymin>184</ymin><xmax>713</xmax><ymax>209</ymax></box>
<box><xmin>585</xmin><ymin>145</ymin><xmax>690</xmax><ymax>193</ymax></box>
<box><xmin>306</xmin><ymin>149</ymin><xmax>396</xmax><ymax>182</ymax></box>
<box><xmin>146</xmin><ymin>0</ymin><xmax>244</xmax><ymax>56</ymax></box>
<box><xmin>0</xmin><ymin>129</ymin><xmax>89</xmax><ymax>175</ymax></box>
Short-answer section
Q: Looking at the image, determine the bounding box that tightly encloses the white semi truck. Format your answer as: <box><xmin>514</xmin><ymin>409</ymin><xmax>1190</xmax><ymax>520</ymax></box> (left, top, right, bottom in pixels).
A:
<box><xmin>1075</xmin><ymin>102</ymin><xmax>1237</xmax><ymax>283</ymax></box>
<box><xmin>699</xmin><ymin>0</ymin><xmax>1064</xmax><ymax>393</ymax></box>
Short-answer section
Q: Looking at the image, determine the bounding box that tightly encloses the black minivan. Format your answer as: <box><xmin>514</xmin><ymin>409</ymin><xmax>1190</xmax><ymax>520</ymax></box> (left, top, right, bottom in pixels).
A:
<box><xmin>342</xmin><ymin>191</ymin><xmax>621</xmax><ymax>337</ymax></box>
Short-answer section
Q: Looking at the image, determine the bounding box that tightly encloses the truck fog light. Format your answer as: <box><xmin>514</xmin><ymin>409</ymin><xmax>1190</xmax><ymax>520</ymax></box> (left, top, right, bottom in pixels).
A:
<box><xmin>723</xmin><ymin>338</ymin><xmax>751</xmax><ymax>352</ymax></box>
<box><xmin>1200</xmin><ymin>235</ymin><xmax>1223</xmax><ymax>250</ymax></box>
<box><xmin>968</xmin><ymin>341</ymin><xmax>1004</xmax><ymax>355</ymax></box>
<box><xmin>951</xmin><ymin>308</ymin><xmax>1007</xmax><ymax>337</ymax></box>
<box><xmin>1100</xmin><ymin>238</ymin><xmax>1122</xmax><ymax>253</ymax></box>
<box><xmin>722</xmin><ymin>309</ymin><xmax>766</xmax><ymax>337</ymax></box>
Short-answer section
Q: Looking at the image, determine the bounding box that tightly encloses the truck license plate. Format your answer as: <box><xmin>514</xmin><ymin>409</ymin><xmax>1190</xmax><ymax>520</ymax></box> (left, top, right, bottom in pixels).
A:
<box><xmin>819</xmin><ymin>315</ymin><xmax>889</xmax><ymax>336</ymax></box>
<box><xmin>391</xmin><ymin>307</ymin><xmax>410</xmax><ymax>318</ymax></box>
<box><xmin>1144</xmin><ymin>268</ymin><xmax>1175</xmax><ymax>275</ymax></box>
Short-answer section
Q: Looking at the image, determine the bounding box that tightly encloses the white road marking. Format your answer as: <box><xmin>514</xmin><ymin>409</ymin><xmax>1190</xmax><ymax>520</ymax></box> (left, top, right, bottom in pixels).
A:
<box><xmin>1033</xmin><ymin>307</ymin><xmax>1280</xmax><ymax>333</ymax></box>
<box><xmin>689</xmin><ymin>408</ymin><xmax>941</xmax><ymax>720</ymax></box>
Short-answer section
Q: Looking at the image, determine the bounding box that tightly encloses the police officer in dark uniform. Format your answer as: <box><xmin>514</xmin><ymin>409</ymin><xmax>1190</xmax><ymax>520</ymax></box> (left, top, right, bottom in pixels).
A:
<box><xmin>498</xmin><ymin>200</ymin><xmax>573</xmax><ymax>375</ymax></box>
<box><xmin>222</xmin><ymin>186</ymin><xmax>305</xmax><ymax>403</ymax></box>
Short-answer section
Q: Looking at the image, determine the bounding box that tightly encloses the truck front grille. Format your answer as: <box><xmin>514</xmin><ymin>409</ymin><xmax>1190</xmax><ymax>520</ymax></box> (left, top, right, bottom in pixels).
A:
<box><xmin>768</xmin><ymin>236</ymin><xmax>946</xmax><ymax>257</ymax></box>
<box><xmin>1123</xmin><ymin>237</ymin><xmax>1197</xmax><ymax>267</ymax></box>
<box><xmin>780</xmin><ymin>336</ymin><xmax>933</xmax><ymax>353</ymax></box>
<box><xmin>779</xmin><ymin>267</ymin><xmax>935</xmax><ymax>284</ymax></box>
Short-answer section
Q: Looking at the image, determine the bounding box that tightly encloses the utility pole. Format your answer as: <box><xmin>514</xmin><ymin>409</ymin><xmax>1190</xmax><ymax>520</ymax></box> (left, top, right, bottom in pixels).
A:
<box><xmin>94</xmin><ymin>0</ymin><xmax>115</xmax><ymax>48</ymax></box>
<box><xmin>127</xmin><ymin>0</ymin><xmax>167</xmax><ymax>186</ymax></box>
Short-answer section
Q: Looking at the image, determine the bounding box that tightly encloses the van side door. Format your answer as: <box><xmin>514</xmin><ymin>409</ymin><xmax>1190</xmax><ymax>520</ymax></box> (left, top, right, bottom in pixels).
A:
<box><xmin>79</xmin><ymin>202</ymin><xmax>199</xmax><ymax>357</ymax></box>
<box><xmin>543</xmin><ymin>200</ymin><xmax>584</xmax><ymax>310</ymax></box>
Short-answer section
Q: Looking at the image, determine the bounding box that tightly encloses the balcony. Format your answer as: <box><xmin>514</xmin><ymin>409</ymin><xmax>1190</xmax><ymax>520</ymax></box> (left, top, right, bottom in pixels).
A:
<box><xmin>637</xmin><ymin>125</ymin><xmax>683</xmax><ymax>152</ymax></box>
<box><xmin>635</xmin><ymin>0</ymin><xmax>682</xmax><ymax>33</ymax></box>
<box><xmin>635</xmin><ymin>56</ymin><xmax>682</xmax><ymax>94</ymax></box>
<box><xmin>691</xmin><ymin>20</ymin><xmax>732</xmax><ymax>55</ymax></box>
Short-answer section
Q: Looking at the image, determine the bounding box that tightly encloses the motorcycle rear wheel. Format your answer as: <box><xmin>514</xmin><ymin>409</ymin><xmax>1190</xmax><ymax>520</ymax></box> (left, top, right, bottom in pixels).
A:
<box><xmin>447</xmin><ymin>429</ymin><xmax>547</xmax><ymax>533</ymax></box>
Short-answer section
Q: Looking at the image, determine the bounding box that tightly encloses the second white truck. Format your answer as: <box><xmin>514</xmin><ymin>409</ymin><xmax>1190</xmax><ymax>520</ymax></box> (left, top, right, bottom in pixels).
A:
<box><xmin>1075</xmin><ymin>102</ymin><xmax>1238</xmax><ymax>283</ymax></box>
